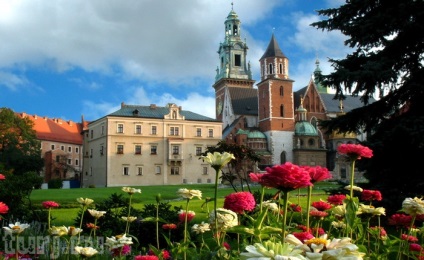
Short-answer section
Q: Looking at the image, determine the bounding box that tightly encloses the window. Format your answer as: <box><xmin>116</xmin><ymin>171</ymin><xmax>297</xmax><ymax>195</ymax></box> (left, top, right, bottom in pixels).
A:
<box><xmin>208</xmin><ymin>129</ymin><xmax>214</xmax><ymax>137</ymax></box>
<box><xmin>90</xmin><ymin>149</ymin><xmax>93</xmax><ymax>158</ymax></box>
<box><xmin>279</xmin><ymin>63</ymin><xmax>283</xmax><ymax>74</ymax></box>
<box><xmin>308</xmin><ymin>138</ymin><xmax>315</xmax><ymax>146</ymax></box>
<box><xmin>340</xmin><ymin>167</ymin><xmax>347</xmax><ymax>179</ymax></box>
<box><xmin>280</xmin><ymin>86</ymin><xmax>284</xmax><ymax>96</ymax></box>
<box><xmin>75</xmin><ymin>159</ymin><xmax>79</xmax><ymax>166</ymax></box>
<box><xmin>203</xmin><ymin>167</ymin><xmax>208</xmax><ymax>175</ymax></box>
<box><xmin>137</xmin><ymin>166</ymin><xmax>143</xmax><ymax>176</ymax></box>
<box><xmin>171</xmin><ymin>167</ymin><xmax>180</xmax><ymax>175</ymax></box>
<box><xmin>268</xmin><ymin>63</ymin><xmax>273</xmax><ymax>74</ymax></box>
<box><xmin>196</xmin><ymin>128</ymin><xmax>202</xmax><ymax>137</ymax></box>
<box><xmin>151</xmin><ymin>145</ymin><xmax>157</xmax><ymax>155</ymax></box>
<box><xmin>75</xmin><ymin>147</ymin><xmax>79</xmax><ymax>153</ymax></box>
<box><xmin>90</xmin><ymin>167</ymin><xmax>93</xmax><ymax>176</ymax></box>
<box><xmin>61</xmin><ymin>145</ymin><xmax>65</xmax><ymax>151</ymax></box>
<box><xmin>117</xmin><ymin>144</ymin><xmax>124</xmax><ymax>154</ymax></box>
<box><xmin>155</xmin><ymin>166</ymin><xmax>161</xmax><ymax>174</ymax></box>
<box><xmin>151</xmin><ymin>125</ymin><xmax>157</xmax><ymax>135</ymax></box>
<box><xmin>100</xmin><ymin>145</ymin><xmax>104</xmax><ymax>155</ymax></box>
<box><xmin>196</xmin><ymin>147</ymin><xmax>202</xmax><ymax>156</ymax></box>
<box><xmin>68</xmin><ymin>146</ymin><xmax>72</xmax><ymax>153</ymax></box>
<box><xmin>280</xmin><ymin>104</ymin><xmax>284</xmax><ymax>117</ymax></box>
<box><xmin>234</xmin><ymin>54</ymin><xmax>241</xmax><ymax>66</ymax></box>
<box><xmin>117</xmin><ymin>124</ymin><xmax>124</xmax><ymax>133</ymax></box>
<box><xmin>51</xmin><ymin>144</ymin><xmax>55</xmax><ymax>150</ymax></box>
<box><xmin>90</xmin><ymin>130</ymin><xmax>93</xmax><ymax>138</ymax></box>
<box><xmin>56</xmin><ymin>155</ymin><xmax>60</xmax><ymax>162</ymax></box>
<box><xmin>67</xmin><ymin>158</ymin><xmax>72</xmax><ymax>165</ymax></box>
<box><xmin>135</xmin><ymin>145</ymin><xmax>142</xmax><ymax>155</ymax></box>
<box><xmin>172</xmin><ymin>145</ymin><xmax>180</xmax><ymax>155</ymax></box>
<box><xmin>101</xmin><ymin>125</ymin><xmax>105</xmax><ymax>135</ymax></box>
<box><xmin>170</xmin><ymin>126</ymin><xmax>179</xmax><ymax>136</ymax></box>
<box><xmin>123</xmin><ymin>166</ymin><xmax>129</xmax><ymax>176</ymax></box>
<box><xmin>135</xmin><ymin>124</ymin><xmax>142</xmax><ymax>134</ymax></box>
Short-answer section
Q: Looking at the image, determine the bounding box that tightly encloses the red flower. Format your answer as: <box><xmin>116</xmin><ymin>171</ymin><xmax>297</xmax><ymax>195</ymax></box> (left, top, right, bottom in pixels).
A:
<box><xmin>249</xmin><ymin>172</ymin><xmax>267</xmax><ymax>186</ymax></box>
<box><xmin>0</xmin><ymin>174</ymin><xmax>5</xmax><ymax>180</ymax></box>
<box><xmin>370</xmin><ymin>226</ymin><xmax>387</xmax><ymax>239</ymax></box>
<box><xmin>292</xmin><ymin>231</ymin><xmax>314</xmax><ymax>242</ymax></box>
<box><xmin>311</xmin><ymin>227</ymin><xmax>326</xmax><ymax>236</ymax></box>
<box><xmin>148</xmin><ymin>249</ymin><xmax>171</xmax><ymax>260</ymax></box>
<box><xmin>309</xmin><ymin>210</ymin><xmax>328</xmax><ymax>219</ymax></box>
<box><xmin>289</xmin><ymin>204</ymin><xmax>302</xmax><ymax>213</ymax></box>
<box><xmin>42</xmin><ymin>201</ymin><xmax>60</xmax><ymax>209</ymax></box>
<box><xmin>401</xmin><ymin>234</ymin><xmax>418</xmax><ymax>243</ymax></box>
<box><xmin>361</xmin><ymin>189</ymin><xmax>382</xmax><ymax>202</ymax></box>
<box><xmin>410</xmin><ymin>243</ymin><xmax>423</xmax><ymax>252</ymax></box>
<box><xmin>302</xmin><ymin>165</ymin><xmax>332</xmax><ymax>183</ymax></box>
<box><xmin>162</xmin><ymin>223</ymin><xmax>177</xmax><ymax>230</ymax></box>
<box><xmin>112</xmin><ymin>244</ymin><xmax>131</xmax><ymax>257</ymax></box>
<box><xmin>178</xmin><ymin>210</ymin><xmax>195</xmax><ymax>223</ymax></box>
<box><xmin>388</xmin><ymin>214</ymin><xmax>413</xmax><ymax>228</ymax></box>
<box><xmin>223</xmin><ymin>242</ymin><xmax>231</xmax><ymax>250</ymax></box>
<box><xmin>86</xmin><ymin>223</ymin><xmax>99</xmax><ymax>230</ymax></box>
<box><xmin>260</xmin><ymin>162</ymin><xmax>312</xmax><ymax>192</ymax></box>
<box><xmin>337</xmin><ymin>143</ymin><xmax>373</xmax><ymax>160</ymax></box>
<box><xmin>327</xmin><ymin>194</ymin><xmax>346</xmax><ymax>205</ymax></box>
<box><xmin>134</xmin><ymin>256</ymin><xmax>159</xmax><ymax>260</ymax></box>
<box><xmin>311</xmin><ymin>201</ymin><xmax>332</xmax><ymax>211</ymax></box>
<box><xmin>223</xmin><ymin>191</ymin><xmax>256</xmax><ymax>214</ymax></box>
<box><xmin>0</xmin><ymin>202</ymin><xmax>9</xmax><ymax>215</ymax></box>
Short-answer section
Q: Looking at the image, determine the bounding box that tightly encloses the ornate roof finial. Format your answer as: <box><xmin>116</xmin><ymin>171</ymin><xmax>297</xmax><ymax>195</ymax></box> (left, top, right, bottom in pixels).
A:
<box><xmin>231</xmin><ymin>1</ymin><xmax>234</xmax><ymax>10</ymax></box>
<box><xmin>300</xmin><ymin>95</ymin><xmax>304</xmax><ymax>107</ymax></box>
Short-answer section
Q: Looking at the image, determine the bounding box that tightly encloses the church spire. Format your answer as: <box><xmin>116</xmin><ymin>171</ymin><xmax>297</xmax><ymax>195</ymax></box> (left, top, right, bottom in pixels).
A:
<box><xmin>259</xmin><ymin>34</ymin><xmax>289</xmax><ymax>80</ymax></box>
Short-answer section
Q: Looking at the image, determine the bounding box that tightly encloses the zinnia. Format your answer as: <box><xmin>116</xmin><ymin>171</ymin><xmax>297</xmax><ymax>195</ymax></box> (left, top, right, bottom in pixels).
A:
<box><xmin>134</xmin><ymin>256</ymin><xmax>159</xmax><ymax>260</ymax></box>
<box><xmin>302</xmin><ymin>165</ymin><xmax>332</xmax><ymax>183</ymax></box>
<box><xmin>388</xmin><ymin>213</ymin><xmax>413</xmax><ymax>228</ymax></box>
<box><xmin>177</xmin><ymin>188</ymin><xmax>202</xmax><ymax>200</ymax></box>
<box><xmin>327</xmin><ymin>194</ymin><xmax>346</xmax><ymax>206</ymax></box>
<box><xmin>311</xmin><ymin>200</ymin><xmax>332</xmax><ymax>211</ymax></box>
<box><xmin>223</xmin><ymin>191</ymin><xmax>256</xmax><ymax>214</ymax></box>
<box><xmin>0</xmin><ymin>174</ymin><xmax>5</xmax><ymax>180</ymax></box>
<box><xmin>337</xmin><ymin>143</ymin><xmax>373</xmax><ymax>160</ymax></box>
<box><xmin>162</xmin><ymin>223</ymin><xmax>177</xmax><ymax>230</ymax></box>
<box><xmin>0</xmin><ymin>202</ymin><xmax>9</xmax><ymax>215</ymax></box>
<box><xmin>260</xmin><ymin>162</ymin><xmax>312</xmax><ymax>192</ymax></box>
<box><xmin>42</xmin><ymin>201</ymin><xmax>60</xmax><ymax>209</ymax></box>
<box><xmin>361</xmin><ymin>189</ymin><xmax>382</xmax><ymax>202</ymax></box>
<box><xmin>209</xmin><ymin>208</ymin><xmax>238</xmax><ymax>231</ymax></box>
<box><xmin>402</xmin><ymin>197</ymin><xmax>424</xmax><ymax>216</ymax></box>
<box><xmin>178</xmin><ymin>210</ymin><xmax>195</xmax><ymax>223</ymax></box>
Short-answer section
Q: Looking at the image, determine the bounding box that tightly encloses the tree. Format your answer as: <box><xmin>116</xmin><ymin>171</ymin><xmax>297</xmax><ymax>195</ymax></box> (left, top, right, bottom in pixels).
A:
<box><xmin>312</xmin><ymin>0</ymin><xmax>424</xmax><ymax>213</ymax></box>
<box><xmin>0</xmin><ymin>108</ymin><xmax>43</xmax><ymax>175</ymax></box>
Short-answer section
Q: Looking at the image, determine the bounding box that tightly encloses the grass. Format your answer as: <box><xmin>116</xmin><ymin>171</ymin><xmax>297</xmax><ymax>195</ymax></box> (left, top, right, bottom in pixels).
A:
<box><xmin>30</xmin><ymin>182</ymin><xmax>340</xmax><ymax>226</ymax></box>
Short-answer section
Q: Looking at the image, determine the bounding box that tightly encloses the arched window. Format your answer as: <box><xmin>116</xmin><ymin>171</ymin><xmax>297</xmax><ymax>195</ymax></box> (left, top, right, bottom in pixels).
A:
<box><xmin>279</xmin><ymin>63</ymin><xmax>283</xmax><ymax>74</ymax></box>
<box><xmin>268</xmin><ymin>64</ymin><xmax>273</xmax><ymax>74</ymax></box>
<box><xmin>280</xmin><ymin>104</ymin><xmax>284</xmax><ymax>117</ymax></box>
<box><xmin>233</xmin><ymin>25</ymin><xmax>238</xmax><ymax>35</ymax></box>
<box><xmin>280</xmin><ymin>86</ymin><xmax>284</xmax><ymax>96</ymax></box>
<box><xmin>280</xmin><ymin>151</ymin><xmax>287</xmax><ymax>164</ymax></box>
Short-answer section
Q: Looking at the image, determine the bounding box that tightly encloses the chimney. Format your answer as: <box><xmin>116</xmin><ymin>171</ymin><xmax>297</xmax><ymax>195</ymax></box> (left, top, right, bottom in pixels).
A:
<box><xmin>121</xmin><ymin>102</ymin><xmax>125</xmax><ymax>108</ymax></box>
<box><xmin>150</xmin><ymin>104</ymin><xmax>157</xmax><ymax>109</ymax></box>
<box><xmin>68</xmin><ymin>120</ymin><xmax>73</xmax><ymax>126</ymax></box>
<box><xmin>34</xmin><ymin>114</ymin><xmax>37</xmax><ymax>119</ymax></box>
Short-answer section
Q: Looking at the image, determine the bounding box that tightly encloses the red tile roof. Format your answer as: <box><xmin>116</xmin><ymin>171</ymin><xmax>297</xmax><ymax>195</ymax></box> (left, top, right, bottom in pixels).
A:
<box><xmin>18</xmin><ymin>113</ymin><xmax>85</xmax><ymax>145</ymax></box>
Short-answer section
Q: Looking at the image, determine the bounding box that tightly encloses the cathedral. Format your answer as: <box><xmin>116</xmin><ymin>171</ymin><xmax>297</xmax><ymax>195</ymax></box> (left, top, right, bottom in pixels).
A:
<box><xmin>213</xmin><ymin>7</ymin><xmax>369</xmax><ymax>181</ymax></box>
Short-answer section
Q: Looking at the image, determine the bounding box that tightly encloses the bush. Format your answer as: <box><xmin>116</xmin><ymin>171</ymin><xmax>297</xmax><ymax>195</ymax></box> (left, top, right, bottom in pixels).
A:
<box><xmin>48</xmin><ymin>178</ymin><xmax>63</xmax><ymax>189</ymax></box>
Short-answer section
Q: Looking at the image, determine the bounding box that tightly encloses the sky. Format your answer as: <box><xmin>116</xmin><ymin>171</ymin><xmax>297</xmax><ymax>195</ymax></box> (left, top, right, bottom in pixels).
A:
<box><xmin>0</xmin><ymin>0</ymin><xmax>350</xmax><ymax>123</ymax></box>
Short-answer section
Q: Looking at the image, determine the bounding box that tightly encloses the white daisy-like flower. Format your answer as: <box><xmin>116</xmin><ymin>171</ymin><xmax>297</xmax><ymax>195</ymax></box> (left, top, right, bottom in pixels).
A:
<box><xmin>344</xmin><ymin>185</ymin><xmax>363</xmax><ymax>192</ymax></box>
<box><xmin>48</xmin><ymin>226</ymin><xmax>68</xmax><ymax>237</ymax></box>
<box><xmin>191</xmin><ymin>222</ymin><xmax>211</xmax><ymax>234</ymax></box>
<box><xmin>200</xmin><ymin>152</ymin><xmax>235</xmax><ymax>169</ymax></box>
<box><xmin>357</xmin><ymin>204</ymin><xmax>386</xmax><ymax>216</ymax></box>
<box><xmin>177</xmin><ymin>188</ymin><xmax>202</xmax><ymax>200</ymax></box>
<box><xmin>76</xmin><ymin>197</ymin><xmax>94</xmax><ymax>207</ymax></box>
<box><xmin>105</xmin><ymin>234</ymin><xmax>133</xmax><ymax>249</ymax></box>
<box><xmin>209</xmin><ymin>208</ymin><xmax>238</xmax><ymax>231</ymax></box>
<box><xmin>74</xmin><ymin>246</ymin><xmax>98</xmax><ymax>257</ymax></box>
<box><xmin>88</xmin><ymin>209</ymin><xmax>107</xmax><ymax>219</ymax></box>
<box><xmin>122</xmin><ymin>187</ymin><xmax>141</xmax><ymax>195</ymax></box>
<box><xmin>3</xmin><ymin>222</ymin><xmax>30</xmax><ymax>235</ymax></box>
<box><xmin>402</xmin><ymin>197</ymin><xmax>424</xmax><ymax>216</ymax></box>
<box><xmin>121</xmin><ymin>216</ymin><xmax>137</xmax><ymax>223</ymax></box>
<box><xmin>261</xmin><ymin>200</ymin><xmax>279</xmax><ymax>213</ymax></box>
<box><xmin>241</xmin><ymin>240</ymin><xmax>306</xmax><ymax>260</ymax></box>
<box><xmin>66</xmin><ymin>226</ymin><xmax>83</xmax><ymax>236</ymax></box>
<box><xmin>332</xmin><ymin>204</ymin><xmax>347</xmax><ymax>218</ymax></box>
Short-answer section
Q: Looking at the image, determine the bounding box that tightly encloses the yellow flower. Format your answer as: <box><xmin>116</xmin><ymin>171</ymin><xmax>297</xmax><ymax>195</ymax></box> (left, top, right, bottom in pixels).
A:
<box><xmin>74</xmin><ymin>246</ymin><xmax>98</xmax><ymax>257</ymax></box>
<box><xmin>177</xmin><ymin>188</ymin><xmax>202</xmax><ymax>200</ymax></box>
<box><xmin>88</xmin><ymin>209</ymin><xmax>107</xmax><ymax>219</ymax></box>
<box><xmin>357</xmin><ymin>204</ymin><xmax>386</xmax><ymax>216</ymax></box>
<box><xmin>402</xmin><ymin>197</ymin><xmax>424</xmax><ymax>216</ymax></box>
<box><xmin>48</xmin><ymin>226</ymin><xmax>68</xmax><ymax>237</ymax></box>
<box><xmin>122</xmin><ymin>187</ymin><xmax>142</xmax><ymax>195</ymax></box>
<box><xmin>201</xmin><ymin>152</ymin><xmax>235</xmax><ymax>169</ymax></box>
<box><xmin>332</xmin><ymin>204</ymin><xmax>347</xmax><ymax>218</ymax></box>
<box><xmin>344</xmin><ymin>185</ymin><xmax>363</xmax><ymax>192</ymax></box>
<box><xmin>76</xmin><ymin>197</ymin><xmax>94</xmax><ymax>207</ymax></box>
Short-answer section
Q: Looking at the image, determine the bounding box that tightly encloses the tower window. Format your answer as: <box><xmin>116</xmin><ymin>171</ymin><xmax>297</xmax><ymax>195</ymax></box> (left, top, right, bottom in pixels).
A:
<box><xmin>280</xmin><ymin>86</ymin><xmax>284</xmax><ymax>96</ymax></box>
<box><xmin>268</xmin><ymin>64</ymin><xmax>273</xmax><ymax>74</ymax></box>
<box><xmin>234</xmin><ymin>54</ymin><xmax>241</xmax><ymax>66</ymax></box>
<box><xmin>279</xmin><ymin>63</ymin><xmax>283</xmax><ymax>74</ymax></box>
<box><xmin>280</xmin><ymin>105</ymin><xmax>284</xmax><ymax>117</ymax></box>
<box><xmin>233</xmin><ymin>25</ymin><xmax>238</xmax><ymax>35</ymax></box>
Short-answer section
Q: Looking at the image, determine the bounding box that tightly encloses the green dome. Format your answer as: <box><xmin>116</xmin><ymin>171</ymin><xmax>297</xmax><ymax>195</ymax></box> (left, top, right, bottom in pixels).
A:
<box><xmin>295</xmin><ymin>122</ymin><xmax>318</xmax><ymax>136</ymax></box>
<box><xmin>247</xmin><ymin>130</ymin><xmax>266</xmax><ymax>139</ymax></box>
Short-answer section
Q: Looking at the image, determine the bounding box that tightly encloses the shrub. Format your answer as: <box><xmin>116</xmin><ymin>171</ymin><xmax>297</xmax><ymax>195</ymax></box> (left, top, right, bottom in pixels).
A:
<box><xmin>48</xmin><ymin>178</ymin><xmax>63</xmax><ymax>189</ymax></box>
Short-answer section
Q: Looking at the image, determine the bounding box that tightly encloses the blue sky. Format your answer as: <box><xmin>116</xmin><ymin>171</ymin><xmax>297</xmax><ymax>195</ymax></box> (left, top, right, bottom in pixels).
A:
<box><xmin>0</xmin><ymin>0</ymin><xmax>349</xmax><ymax>122</ymax></box>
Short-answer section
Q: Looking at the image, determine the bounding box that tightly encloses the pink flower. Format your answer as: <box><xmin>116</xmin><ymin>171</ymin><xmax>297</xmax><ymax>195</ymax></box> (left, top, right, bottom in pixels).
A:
<box><xmin>42</xmin><ymin>201</ymin><xmax>60</xmax><ymax>209</ymax></box>
<box><xmin>289</xmin><ymin>204</ymin><xmax>302</xmax><ymax>213</ymax></box>
<box><xmin>162</xmin><ymin>223</ymin><xmax>177</xmax><ymax>230</ymax></box>
<box><xmin>178</xmin><ymin>210</ymin><xmax>195</xmax><ymax>223</ymax></box>
<box><xmin>410</xmin><ymin>243</ymin><xmax>423</xmax><ymax>252</ymax></box>
<box><xmin>260</xmin><ymin>162</ymin><xmax>312</xmax><ymax>192</ymax></box>
<box><xmin>223</xmin><ymin>242</ymin><xmax>231</xmax><ymax>250</ymax></box>
<box><xmin>249</xmin><ymin>172</ymin><xmax>267</xmax><ymax>186</ymax></box>
<box><xmin>223</xmin><ymin>191</ymin><xmax>256</xmax><ymax>214</ymax></box>
<box><xmin>148</xmin><ymin>249</ymin><xmax>171</xmax><ymax>260</ymax></box>
<box><xmin>112</xmin><ymin>244</ymin><xmax>131</xmax><ymax>257</ymax></box>
<box><xmin>292</xmin><ymin>231</ymin><xmax>314</xmax><ymax>242</ymax></box>
<box><xmin>370</xmin><ymin>226</ymin><xmax>387</xmax><ymax>240</ymax></box>
<box><xmin>401</xmin><ymin>234</ymin><xmax>418</xmax><ymax>243</ymax></box>
<box><xmin>134</xmin><ymin>255</ymin><xmax>159</xmax><ymax>260</ymax></box>
<box><xmin>337</xmin><ymin>143</ymin><xmax>373</xmax><ymax>160</ymax></box>
<box><xmin>302</xmin><ymin>165</ymin><xmax>332</xmax><ymax>183</ymax></box>
<box><xmin>388</xmin><ymin>214</ymin><xmax>413</xmax><ymax>228</ymax></box>
<box><xmin>0</xmin><ymin>174</ymin><xmax>5</xmax><ymax>180</ymax></box>
<box><xmin>361</xmin><ymin>189</ymin><xmax>382</xmax><ymax>202</ymax></box>
<box><xmin>0</xmin><ymin>202</ymin><xmax>9</xmax><ymax>215</ymax></box>
<box><xmin>311</xmin><ymin>201</ymin><xmax>332</xmax><ymax>211</ymax></box>
<box><xmin>327</xmin><ymin>194</ymin><xmax>346</xmax><ymax>205</ymax></box>
<box><xmin>309</xmin><ymin>210</ymin><xmax>328</xmax><ymax>219</ymax></box>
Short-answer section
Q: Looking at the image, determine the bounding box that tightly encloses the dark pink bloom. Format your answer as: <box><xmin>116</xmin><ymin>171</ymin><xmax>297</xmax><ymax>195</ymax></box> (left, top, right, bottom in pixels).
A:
<box><xmin>223</xmin><ymin>191</ymin><xmax>256</xmax><ymax>214</ymax></box>
<box><xmin>0</xmin><ymin>174</ymin><xmax>5</xmax><ymax>180</ymax></box>
<box><xmin>42</xmin><ymin>201</ymin><xmax>60</xmax><ymax>209</ymax></box>
<box><xmin>260</xmin><ymin>162</ymin><xmax>312</xmax><ymax>192</ymax></box>
<box><xmin>388</xmin><ymin>214</ymin><xmax>413</xmax><ymax>228</ymax></box>
<box><xmin>401</xmin><ymin>234</ymin><xmax>418</xmax><ymax>243</ymax></box>
<box><xmin>223</xmin><ymin>242</ymin><xmax>231</xmax><ymax>250</ymax></box>
<box><xmin>309</xmin><ymin>210</ymin><xmax>328</xmax><ymax>219</ymax></box>
<box><xmin>249</xmin><ymin>172</ymin><xmax>267</xmax><ymax>186</ymax></box>
<box><xmin>289</xmin><ymin>204</ymin><xmax>302</xmax><ymax>213</ymax></box>
<box><xmin>301</xmin><ymin>165</ymin><xmax>332</xmax><ymax>183</ymax></box>
<box><xmin>327</xmin><ymin>194</ymin><xmax>346</xmax><ymax>205</ymax></box>
<box><xmin>337</xmin><ymin>143</ymin><xmax>373</xmax><ymax>160</ymax></box>
<box><xmin>112</xmin><ymin>244</ymin><xmax>131</xmax><ymax>257</ymax></box>
<box><xmin>0</xmin><ymin>202</ymin><xmax>9</xmax><ymax>215</ymax></box>
<box><xmin>148</xmin><ymin>249</ymin><xmax>171</xmax><ymax>260</ymax></box>
<box><xmin>178</xmin><ymin>210</ymin><xmax>195</xmax><ymax>223</ymax></box>
<box><xmin>162</xmin><ymin>223</ymin><xmax>177</xmax><ymax>230</ymax></box>
<box><xmin>135</xmin><ymin>255</ymin><xmax>159</xmax><ymax>260</ymax></box>
<box><xmin>361</xmin><ymin>189</ymin><xmax>382</xmax><ymax>202</ymax></box>
<box><xmin>292</xmin><ymin>231</ymin><xmax>314</xmax><ymax>242</ymax></box>
<box><xmin>410</xmin><ymin>243</ymin><xmax>423</xmax><ymax>252</ymax></box>
<box><xmin>370</xmin><ymin>226</ymin><xmax>387</xmax><ymax>239</ymax></box>
<box><xmin>311</xmin><ymin>201</ymin><xmax>332</xmax><ymax>211</ymax></box>
<box><xmin>311</xmin><ymin>227</ymin><xmax>326</xmax><ymax>236</ymax></box>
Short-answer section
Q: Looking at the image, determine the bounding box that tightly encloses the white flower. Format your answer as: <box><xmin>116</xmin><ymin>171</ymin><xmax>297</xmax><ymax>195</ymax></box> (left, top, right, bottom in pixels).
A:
<box><xmin>76</xmin><ymin>197</ymin><xmax>94</xmax><ymax>206</ymax></box>
<box><xmin>3</xmin><ymin>222</ymin><xmax>30</xmax><ymax>235</ymax></box>
<box><xmin>121</xmin><ymin>216</ymin><xmax>137</xmax><ymax>223</ymax></box>
<box><xmin>209</xmin><ymin>208</ymin><xmax>238</xmax><ymax>231</ymax></box>
<box><xmin>402</xmin><ymin>197</ymin><xmax>424</xmax><ymax>215</ymax></box>
<box><xmin>357</xmin><ymin>204</ymin><xmax>386</xmax><ymax>216</ymax></box>
<box><xmin>66</xmin><ymin>226</ymin><xmax>83</xmax><ymax>236</ymax></box>
<box><xmin>192</xmin><ymin>222</ymin><xmax>211</xmax><ymax>234</ymax></box>
<box><xmin>240</xmin><ymin>240</ymin><xmax>306</xmax><ymax>260</ymax></box>
<box><xmin>344</xmin><ymin>185</ymin><xmax>363</xmax><ymax>192</ymax></box>
<box><xmin>331</xmin><ymin>221</ymin><xmax>347</xmax><ymax>229</ymax></box>
<box><xmin>48</xmin><ymin>226</ymin><xmax>68</xmax><ymax>237</ymax></box>
<box><xmin>105</xmin><ymin>234</ymin><xmax>133</xmax><ymax>249</ymax></box>
<box><xmin>177</xmin><ymin>188</ymin><xmax>202</xmax><ymax>200</ymax></box>
<box><xmin>332</xmin><ymin>204</ymin><xmax>347</xmax><ymax>217</ymax></box>
<box><xmin>122</xmin><ymin>187</ymin><xmax>141</xmax><ymax>195</ymax></box>
<box><xmin>74</xmin><ymin>246</ymin><xmax>98</xmax><ymax>257</ymax></box>
<box><xmin>88</xmin><ymin>209</ymin><xmax>107</xmax><ymax>219</ymax></box>
<box><xmin>262</xmin><ymin>200</ymin><xmax>279</xmax><ymax>213</ymax></box>
<box><xmin>201</xmin><ymin>152</ymin><xmax>235</xmax><ymax>169</ymax></box>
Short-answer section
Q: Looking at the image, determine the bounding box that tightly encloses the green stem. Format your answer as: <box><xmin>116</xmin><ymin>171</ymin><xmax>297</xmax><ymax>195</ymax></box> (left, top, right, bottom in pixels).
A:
<box><xmin>306</xmin><ymin>185</ymin><xmax>312</xmax><ymax>232</ymax></box>
<box><xmin>213</xmin><ymin>167</ymin><xmax>221</xmax><ymax>247</ymax></box>
<box><xmin>281</xmin><ymin>191</ymin><xmax>289</xmax><ymax>242</ymax></box>
<box><xmin>78</xmin><ymin>206</ymin><xmax>86</xmax><ymax>244</ymax></box>
<box><xmin>184</xmin><ymin>199</ymin><xmax>190</xmax><ymax>260</ymax></box>
<box><xmin>125</xmin><ymin>195</ymin><xmax>133</xmax><ymax>234</ymax></box>
<box><xmin>349</xmin><ymin>160</ymin><xmax>356</xmax><ymax>198</ymax></box>
<box><xmin>156</xmin><ymin>201</ymin><xmax>160</xmax><ymax>249</ymax></box>
<box><xmin>259</xmin><ymin>186</ymin><xmax>265</xmax><ymax>213</ymax></box>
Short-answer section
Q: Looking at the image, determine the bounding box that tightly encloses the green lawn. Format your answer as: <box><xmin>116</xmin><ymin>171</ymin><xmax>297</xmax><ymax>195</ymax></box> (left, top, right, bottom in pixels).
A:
<box><xmin>30</xmin><ymin>182</ymin><xmax>340</xmax><ymax>226</ymax></box>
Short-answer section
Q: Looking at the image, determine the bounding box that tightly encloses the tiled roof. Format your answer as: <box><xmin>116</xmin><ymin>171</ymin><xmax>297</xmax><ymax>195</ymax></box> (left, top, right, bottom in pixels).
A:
<box><xmin>19</xmin><ymin>113</ymin><xmax>84</xmax><ymax>145</ymax></box>
<box><xmin>108</xmin><ymin>104</ymin><xmax>218</xmax><ymax>122</ymax></box>
<box><xmin>228</xmin><ymin>87</ymin><xmax>258</xmax><ymax>115</ymax></box>
<box><xmin>260</xmin><ymin>34</ymin><xmax>286</xmax><ymax>60</ymax></box>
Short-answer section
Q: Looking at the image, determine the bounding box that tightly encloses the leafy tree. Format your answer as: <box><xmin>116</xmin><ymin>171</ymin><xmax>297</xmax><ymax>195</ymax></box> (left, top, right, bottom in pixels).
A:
<box><xmin>0</xmin><ymin>108</ymin><xmax>43</xmax><ymax>175</ymax></box>
<box><xmin>312</xmin><ymin>0</ymin><xmax>424</xmax><ymax>213</ymax></box>
<box><xmin>202</xmin><ymin>140</ymin><xmax>260</xmax><ymax>192</ymax></box>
